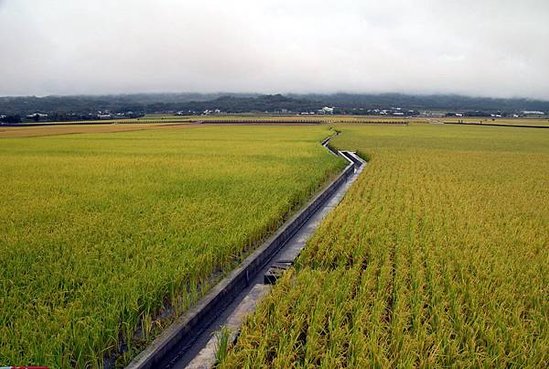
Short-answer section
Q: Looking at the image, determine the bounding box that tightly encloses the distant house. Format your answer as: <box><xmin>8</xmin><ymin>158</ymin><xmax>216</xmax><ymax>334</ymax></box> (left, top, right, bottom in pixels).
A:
<box><xmin>319</xmin><ymin>106</ymin><xmax>335</xmax><ymax>114</ymax></box>
<box><xmin>26</xmin><ymin>112</ymin><xmax>48</xmax><ymax>121</ymax></box>
<box><xmin>522</xmin><ymin>110</ymin><xmax>545</xmax><ymax>116</ymax></box>
<box><xmin>26</xmin><ymin>112</ymin><xmax>48</xmax><ymax>119</ymax></box>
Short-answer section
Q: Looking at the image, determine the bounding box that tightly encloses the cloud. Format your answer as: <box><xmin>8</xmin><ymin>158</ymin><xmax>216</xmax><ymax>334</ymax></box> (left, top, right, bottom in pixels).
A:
<box><xmin>0</xmin><ymin>0</ymin><xmax>548</xmax><ymax>99</ymax></box>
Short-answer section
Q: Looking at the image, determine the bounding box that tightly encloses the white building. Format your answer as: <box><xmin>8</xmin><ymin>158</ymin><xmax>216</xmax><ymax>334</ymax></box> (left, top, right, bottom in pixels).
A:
<box><xmin>26</xmin><ymin>112</ymin><xmax>48</xmax><ymax>119</ymax></box>
<box><xmin>319</xmin><ymin>106</ymin><xmax>335</xmax><ymax>114</ymax></box>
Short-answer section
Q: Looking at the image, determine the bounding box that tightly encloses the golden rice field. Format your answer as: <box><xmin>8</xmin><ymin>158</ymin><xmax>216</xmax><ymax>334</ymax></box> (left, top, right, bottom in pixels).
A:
<box><xmin>0</xmin><ymin>125</ymin><xmax>345</xmax><ymax>368</ymax></box>
<box><xmin>220</xmin><ymin>124</ymin><xmax>549</xmax><ymax>368</ymax></box>
<box><xmin>0</xmin><ymin>122</ymin><xmax>187</xmax><ymax>138</ymax></box>
<box><xmin>16</xmin><ymin>113</ymin><xmax>548</xmax><ymax>128</ymax></box>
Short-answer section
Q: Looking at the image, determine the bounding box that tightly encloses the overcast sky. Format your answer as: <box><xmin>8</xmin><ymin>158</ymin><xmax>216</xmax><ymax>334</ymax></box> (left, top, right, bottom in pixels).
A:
<box><xmin>1</xmin><ymin>0</ymin><xmax>548</xmax><ymax>99</ymax></box>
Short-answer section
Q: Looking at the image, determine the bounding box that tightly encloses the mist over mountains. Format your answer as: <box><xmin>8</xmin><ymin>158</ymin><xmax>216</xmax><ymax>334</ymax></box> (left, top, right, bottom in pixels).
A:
<box><xmin>1</xmin><ymin>93</ymin><xmax>548</xmax><ymax>116</ymax></box>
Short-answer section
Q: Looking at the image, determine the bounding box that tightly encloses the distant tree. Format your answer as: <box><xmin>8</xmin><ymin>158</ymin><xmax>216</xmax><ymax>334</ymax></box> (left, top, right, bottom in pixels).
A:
<box><xmin>0</xmin><ymin>115</ymin><xmax>22</xmax><ymax>123</ymax></box>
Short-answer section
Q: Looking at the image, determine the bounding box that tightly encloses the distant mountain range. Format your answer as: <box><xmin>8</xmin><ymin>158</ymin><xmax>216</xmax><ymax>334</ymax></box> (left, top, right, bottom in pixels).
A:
<box><xmin>1</xmin><ymin>93</ymin><xmax>548</xmax><ymax>116</ymax></box>
<box><xmin>297</xmin><ymin>93</ymin><xmax>549</xmax><ymax>113</ymax></box>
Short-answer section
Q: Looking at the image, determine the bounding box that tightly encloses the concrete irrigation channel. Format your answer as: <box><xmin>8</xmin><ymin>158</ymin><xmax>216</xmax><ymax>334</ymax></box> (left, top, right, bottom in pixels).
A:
<box><xmin>125</xmin><ymin>135</ymin><xmax>366</xmax><ymax>369</ymax></box>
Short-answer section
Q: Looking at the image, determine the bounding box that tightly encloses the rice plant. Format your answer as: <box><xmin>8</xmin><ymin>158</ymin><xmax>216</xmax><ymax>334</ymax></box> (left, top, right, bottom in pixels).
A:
<box><xmin>221</xmin><ymin>124</ymin><xmax>549</xmax><ymax>368</ymax></box>
<box><xmin>0</xmin><ymin>125</ymin><xmax>345</xmax><ymax>368</ymax></box>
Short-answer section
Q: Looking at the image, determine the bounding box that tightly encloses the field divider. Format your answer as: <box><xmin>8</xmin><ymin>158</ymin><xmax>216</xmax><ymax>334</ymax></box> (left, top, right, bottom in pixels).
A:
<box><xmin>126</xmin><ymin>135</ymin><xmax>362</xmax><ymax>369</ymax></box>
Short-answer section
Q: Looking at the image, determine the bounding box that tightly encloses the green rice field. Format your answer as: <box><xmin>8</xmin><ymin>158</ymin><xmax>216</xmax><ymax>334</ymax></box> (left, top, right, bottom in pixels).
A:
<box><xmin>0</xmin><ymin>125</ymin><xmax>344</xmax><ymax>368</ymax></box>
<box><xmin>220</xmin><ymin>124</ymin><xmax>549</xmax><ymax>368</ymax></box>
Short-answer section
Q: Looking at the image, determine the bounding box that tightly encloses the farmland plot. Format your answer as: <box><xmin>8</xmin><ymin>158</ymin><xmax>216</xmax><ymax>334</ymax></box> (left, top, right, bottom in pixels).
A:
<box><xmin>220</xmin><ymin>124</ymin><xmax>549</xmax><ymax>368</ymax></box>
<box><xmin>0</xmin><ymin>125</ymin><xmax>344</xmax><ymax>368</ymax></box>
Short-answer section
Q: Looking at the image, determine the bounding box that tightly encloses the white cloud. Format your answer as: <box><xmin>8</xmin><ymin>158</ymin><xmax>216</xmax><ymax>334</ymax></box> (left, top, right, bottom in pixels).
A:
<box><xmin>0</xmin><ymin>0</ymin><xmax>548</xmax><ymax>98</ymax></box>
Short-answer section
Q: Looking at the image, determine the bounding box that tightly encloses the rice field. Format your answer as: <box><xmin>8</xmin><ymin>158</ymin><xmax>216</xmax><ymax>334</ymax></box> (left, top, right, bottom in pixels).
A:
<box><xmin>0</xmin><ymin>125</ymin><xmax>345</xmax><ymax>368</ymax></box>
<box><xmin>220</xmin><ymin>124</ymin><xmax>549</xmax><ymax>368</ymax></box>
<box><xmin>0</xmin><ymin>122</ymin><xmax>188</xmax><ymax>138</ymax></box>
